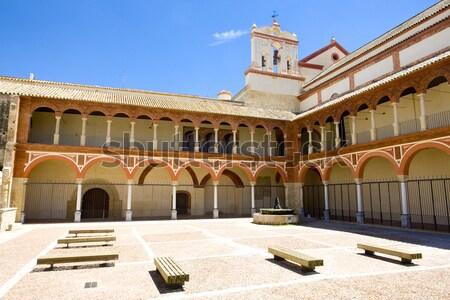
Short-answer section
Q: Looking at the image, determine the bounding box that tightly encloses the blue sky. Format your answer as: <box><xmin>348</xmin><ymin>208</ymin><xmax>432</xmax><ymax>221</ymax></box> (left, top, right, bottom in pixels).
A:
<box><xmin>0</xmin><ymin>0</ymin><xmax>439</xmax><ymax>98</ymax></box>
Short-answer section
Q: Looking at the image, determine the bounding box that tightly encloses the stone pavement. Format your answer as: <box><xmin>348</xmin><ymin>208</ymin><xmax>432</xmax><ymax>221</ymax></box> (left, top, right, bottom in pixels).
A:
<box><xmin>0</xmin><ymin>218</ymin><xmax>449</xmax><ymax>299</ymax></box>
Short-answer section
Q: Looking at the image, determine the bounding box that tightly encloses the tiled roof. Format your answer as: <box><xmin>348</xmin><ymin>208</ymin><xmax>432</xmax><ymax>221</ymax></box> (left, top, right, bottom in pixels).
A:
<box><xmin>0</xmin><ymin>77</ymin><xmax>296</xmax><ymax>121</ymax></box>
<box><xmin>303</xmin><ymin>1</ymin><xmax>449</xmax><ymax>90</ymax></box>
<box><xmin>294</xmin><ymin>50</ymin><xmax>450</xmax><ymax>121</ymax></box>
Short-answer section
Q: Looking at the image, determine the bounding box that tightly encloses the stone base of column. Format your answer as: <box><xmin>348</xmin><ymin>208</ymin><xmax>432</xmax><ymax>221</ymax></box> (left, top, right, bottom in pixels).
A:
<box><xmin>251</xmin><ymin>208</ymin><xmax>256</xmax><ymax>216</ymax></box>
<box><xmin>153</xmin><ymin>141</ymin><xmax>158</xmax><ymax>150</ymax></box>
<box><xmin>213</xmin><ymin>209</ymin><xmax>219</xmax><ymax>219</ymax></box>
<box><xmin>401</xmin><ymin>214</ymin><xmax>411</xmax><ymax>229</ymax></box>
<box><xmin>20</xmin><ymin>211</ymin><xmax>25</xmax><ymax>224</ymax></box>
<box><xmin>356</xmin><ymin>212</ymin><xmax>365</xmax><ymax>224</ymax></box>
<box><xmin>194</xmin><ymin>146</ymin><xmax>199</xmax><ymax>152</ymax></box>
<box><xmin>232</xmin><ymin>146</ymin><xmax>237</xmax><ymax>154</ymax></box>
<box><xmin>126</xmin><ymin>210</ymin><xmax>132</xmax><ymax>221</ymax></box>
<box><xmin>74</xmin><ymin>210</ymin><xmax>81</xmax><ymax>222</ymax></box>
<box><xmin>171</xmin><ymin>210</ymin><xmax>177</xmax><ymax>220</ymax></box>
<box><xmin>323</xmin><ymin>210</ymin><xmax>330</xmax><ymax>221</ymax></box>
<box><xmin>249</xmin><ymin>146</ymin><xmax>255</xmax><ymax>153</ymax></box>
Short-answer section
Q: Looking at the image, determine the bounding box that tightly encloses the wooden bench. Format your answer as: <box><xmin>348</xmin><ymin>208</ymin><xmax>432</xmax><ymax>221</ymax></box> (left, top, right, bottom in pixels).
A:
<box><xmin>57</xmin><ymin>236</ymin><xmax>116</xmax><ymax>247</ymax></box>
<box><xmin>68</xmin><ymin>229</ymin><xmax>114</xmax><ymax>237</ymax></box>
<box><xmin>357</xmin><ymin>243</ymin><xmax>422</xmax><ymax>263</ymax></box>
<box><xmin>37</xmin><ymin>252</ymin><xmax>119</xmax><ymax>268</ymax></box>
<box><xmin>268</xmin><ymin>246</ymin><xmax>324</xmax><ymax>271</ymax></box>
<box><xmin>154</xmin><ymin>256</ymin><xmax>189</xmax><ymax>285</ymax></box>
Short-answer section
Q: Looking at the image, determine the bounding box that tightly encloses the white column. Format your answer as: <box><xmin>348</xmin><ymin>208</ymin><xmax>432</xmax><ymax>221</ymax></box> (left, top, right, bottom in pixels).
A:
<box><xmin>213</xmin><ymin>181</ymin><xmax>219</xmax><ymax>218</ymax></box>
<box><xmin>171</xmin><ymin>182</ymin><xmax>177</xmax><ymax>220</ymax></box>
<box><xmin>232</xmin><ymin>130</ymin><xmax>237</xmax><ymax>154</ymax></box>
<box><xmin>250</xmin><ymin>182</ymin><xmax>256</xmax><ymax>215</ymax></box>
<box><xmin>213</xmin><ymin>128</ymin><xmax>219</xmax><ymax>153</ymax></box>
<box><xmin>334</xmin><ymin>122</ymin><xmax>341</xmax><ymax>148</ymax></box>
<box><xmin>418</xmin><ymin>93</ymin><xmax>427</xmax><ymax>131</ymax></box>
<box><xmin>308</xmin><ymin>130</ymin><xmax>313</xmax><ymax>154</ymax></box>
<box><xmin>284</xmin><ymin>185</ymin><xmax>289</xmax><ymax>208</ymax></box>
<box><xmin>392</xmin><ymin>102</ymin><xmax>400</xmax><ymax>136</ymax></box>
<box><xmin>267</xmin><ymin>131</ymin><xmax>272</xmax><ymax>156</ymax></box>
<box><xmin>174</xmin><ymin>125</ymin><xmax>179</xmax><ymax>151</ymax></box>
<box><xmin>80</xmin><ymin>117</ymin><xmax>87</xmax><ymax>146</ymax></box>
<box><xmin>53</xmin><ymin>116</ymin><xmax>61</xmax><ymax>145</ymax></box>
<box><xmin>250</xmin><ymin>131</ymin><xmax>255</xmax><ymax>152</ymax></box>
<box><xmin>153</xmin><ymin>123</ymin><xmax>158</xmax><ymax>150</ymax></box>
<box><xmin>369</xmin><ymin>110</ymin><xmax>377</xmax><ymax>141</ymax></box>
<box><xmin>20</xmin><ymin>179</ymin><xmax>28</xmax><ymax>223</ymax></box>
<box><xmin>299</xmin><ymin>183</ymin><xmax>305</xmax><ymax>218</ymax></box>
<box><xmin>355</xmin><ymin>179</ymin><xmax>364</xmax><ymax>224</ymax></box>
<box><xmin>399</xmin><ymin>175</ymin><xmax>411</xmax><ymax>228</ymax></box>
<box><xmin>323</xmin><ymin>181</ymin><xmax>330</xmax><ymax>220</ymax></box>
<box><xmin>126</xmin><ymin>179</ymin><xmax>133</xmax><ymax>221</ymax></box>
<box><xmin>320</xmin><ymin>126</ymin><xmax>325</xmax><ymax>152</ymax></box>
<box><xmin>194</xmin><ymin>127</ymin><xmax>200</xmax><ymax>152</ymax></box>
<box><xmin>130</xmin><ymin>121</ymin><xmax>135</xmax><ymax>145</ymax></box>
<box><xmin>106</xmin><ymin>119</ymin><xmax>112</xmax><ymax>144</ymax></box>
<box><xmin>74</xmin><ymin>180</ymin><xmax>82</xmax><ymax>222</ymax></box>
<box><xmin>350</xmin><ymin>116</ymin><xmax>357</xmax><ymax>145</ymax></box>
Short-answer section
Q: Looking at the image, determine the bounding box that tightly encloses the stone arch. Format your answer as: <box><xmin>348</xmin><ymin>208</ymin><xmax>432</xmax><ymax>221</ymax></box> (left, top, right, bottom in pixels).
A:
<box><xmin>80</xmin><ymin>156</ymin><xmax>131</xmax><ymax>179</ymax></box>
<box><xmin>299</xmin><ymin>163</ymin><xmax>323</xmax><ymax>183</ymax></box>
<box><xmin>24</xmin><ymin>155</ymin><xmax>81</xmax><ymax>178</ymax></box>
<box><xmin>217</xmin><ymin>162</ymin><xmax>253</xmax><ymax>183</ymax></box>
<box><xmin>323</xmin><ymin>157</ymin><xmax>356</xmax><ymax>181</ymax></box>
<box><xmin>131</xmin><ymin>159</ymin><xmax>176</xmax><ymax>181</ymax></box>
<box><xmin>356</xmin><ymin>151</ymin><xmax>399</xmax><ymax>178</ymax></box>
<box><xmin>30</xmin><ymin>103</ymin><xmax>58</xmax><ymax>114</ymax></box>
<box><xmin>175</xmin><ymin>161</ymin><xmax>217</xmax><ymax>182</ymax></box>
<box><xmin>400</xmin><ymin>142</ymin><xmax>450</xmax><ymax>176</ymax></box>
<box><xmin>254</xmin><ymin>164</ymin><xmax>287</xmax><ymax>184</ymax></box>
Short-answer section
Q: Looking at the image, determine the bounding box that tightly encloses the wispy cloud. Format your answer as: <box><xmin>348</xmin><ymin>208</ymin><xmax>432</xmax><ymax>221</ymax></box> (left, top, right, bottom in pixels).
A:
<box><xmin>208</xmin><ymin>29</ymin><xmax>249</xmax><ymax>46</ymax></box>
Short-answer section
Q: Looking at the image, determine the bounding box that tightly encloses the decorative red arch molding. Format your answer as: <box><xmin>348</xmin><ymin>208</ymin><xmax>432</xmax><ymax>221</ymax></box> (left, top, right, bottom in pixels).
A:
<box><xmin>399</xmin><ymin>141</ymin><xmax>450</xmax><ymax>176</ymax></box>
<box><xmin>175</xmin><ymin>160</ymin><xmax>218</xmax><ymax>182</ymax></box>
<box><xmin>298</xmin><ymin>162</ymin><xmax>323</xmax><ymax>183</ymax></box>
<box><xmin>355</xmin><ymin>151</ymin><xmax>400</xmax><ymax>178</ymax></box>
<box><xmin>216</xmin><ymin>162</ymin><xmax>253</xmax><ymax>182</ymax></box>
<box><xmin>254</xmin><ymin>164</ymin><xmax>288</xmax><ymax>183</ymax></box>
<box><xmin>323</xmin><ymin>157</ymin><xmax>356</xmax><ymax>181</ymax></box>
<box><xmin>24</xmin><ymin>154</ymin><xmax>81</xmax><ymax>178</ymax></box>
<box><xmin>80</xmin><ymin>156</ymin><xmax>132</xmax><ymax>180</ymax></box>
<box><xmin>131</xmin><ymin>158</ymin><xmax>176</xmax><ymax>181</ymax></box>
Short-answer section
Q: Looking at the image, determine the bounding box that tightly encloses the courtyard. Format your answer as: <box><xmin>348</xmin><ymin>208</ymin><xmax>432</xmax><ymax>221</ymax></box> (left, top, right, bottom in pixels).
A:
<box><xmin>0</xmin><ymin>218</ymin><xmax>449</xmax><ymax>299</ymax></box>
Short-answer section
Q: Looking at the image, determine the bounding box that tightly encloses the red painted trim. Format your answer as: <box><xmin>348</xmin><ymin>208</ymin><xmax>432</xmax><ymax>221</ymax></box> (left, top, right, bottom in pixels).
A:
<box><xmin>300</xmin><ymin>41</ymin><xmax>349</xmax><ymax>63</ymax></box>
<box><xmin>298</xmin><ymin>62</ymin><xmax>324</xmax><ymax>70</ymax></box>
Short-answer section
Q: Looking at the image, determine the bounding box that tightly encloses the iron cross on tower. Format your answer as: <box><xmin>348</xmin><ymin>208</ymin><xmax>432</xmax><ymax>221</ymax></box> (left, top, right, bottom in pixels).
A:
<box><xmin>271</xmin><ymin>11</ymin><xmax>279</xmax><ymax>20</ymax></box>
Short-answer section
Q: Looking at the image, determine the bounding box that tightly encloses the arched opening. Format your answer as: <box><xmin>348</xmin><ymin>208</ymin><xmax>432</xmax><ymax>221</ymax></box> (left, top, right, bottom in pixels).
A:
<box><xmin>180</xmin><ymin>119</ymin><xmax>195</xmax><ymax>152</ymax></box>
<box><xmin>273</xmin><ymin>127</ymin><xmax>285</xmax><ymax>156</ymax></box>
<box><xmin>59</xmin><ymin>109</ymin><xmax>82</xmax><ymax>146</ymax></box>
<box><xmin>426</xmin><ymin>76</ymin><xmax>450</xmax><ymax>130</ymax></box>
<box><xmin>339</xmin><ymin>110</ymin><xmax>351</xmax><ymax>147</ymax></box>
<box><xmin>176</xmin><ymin>191</ymin><xmax>191</xmax><ymax>215</ymax></box>
<box><xmin>135</xmin><ymin>115</ymin><xmax>153</xmax><ymax>150</ymax></box>
<box><xmin>299</xmin><ymin>127</ymin><xmax>309</xmax><ymax>155</ymax></box>
<box><xmin>355</xmin><ymin>103</ymin><xmax>371</xmax><ymax>144</ymax></box>
<box><xmin>324</xmin><ymin>116</ymin><xmax>335</xmax><ymax>151</ymax></box>
<box><xmin>398</xmin><ymin>87</ymin><xmax>419</xmax><ymax>135</ymax></box>
<box><xmin>202</xmin><ymin>132</ymin><xmax>215</xmax><ymax>153</ymax></box>
<box><xmin>29</xmin><ymin>107</ymin><xmax>55</xmax><ymax>144</ymax></box>
<box><xmin>111</xmin><ymin>113</ymin><xmax>131</xmax><ymax>148</ymax></box>
<box><xmin>222</xmin><ymin>133</ymin><xmax>233</xmax><ymax>154</ymax></box>
<box><xmin>85</xmin><ymin>111</ymin><xmax>107</xmax><ymax>147</ymax></box>
<box><xmin>303</xmin><ymin>168</ymin><xmax>324</xmax><ymax>218</ymax></box>
<box><xmin>81</xmin><ymin>188</ymin><xmax>109</xmax><ymax>219</ymax></box>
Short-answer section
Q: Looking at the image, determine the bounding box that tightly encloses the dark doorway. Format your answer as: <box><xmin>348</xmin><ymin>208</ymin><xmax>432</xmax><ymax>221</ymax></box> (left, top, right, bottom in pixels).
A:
<box><xmin>176</xmin><ymin>192</ymin><xmax>191</xmax><ymax>215</ymax></box>
<box><xmin>81</xmin><ymin>188</ymin><xmax>109</xmax><ymax>219</ymax></box>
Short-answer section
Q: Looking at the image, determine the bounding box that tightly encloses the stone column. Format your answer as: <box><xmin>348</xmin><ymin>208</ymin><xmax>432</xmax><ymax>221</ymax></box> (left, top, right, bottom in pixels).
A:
<box><xmin>308</xmin><ymin>130</ymin><xmax>313</xmax><ymax>154</ymax></box>
<box><xmin>399</xmin><ymin>175</ymin><xmax>411</xmax><ymax>229</ymax></box>
<box><xmin>106</xmin><ymin>118</ymin><xmax>112</xmax><ymax>144</ymax></box>
<box><xmin>355</xmin><ymin>179</ymin><xmax>364</xmax><ymax>224</ymax></box>
<box><xmin>334</xmin><ymin>122</ymin><xmax>341</xmax><ymax>148</ymax></box>
<box><xmin>320</xmin><ymin>126</ymin><xmax>325</xmax><ymax>152</ymax></box>
<box><xmin>351</xmin><ymin>116</ymin><xmax>357</xmax><ymax>145</ymax></box>
<box><xmin>392</xmin><ymin>102</ymin><xmax>400</xmax><ymax>136</ymax></box>
<box><xmin>126</xmin><ymin>179</ymin><xmax>133</xmax><ymax>221</ymax></box>
<box><xmin>171</xmin><ymin>182</ymin><xmax>177</xmax><ymax>220</ymax></box>
<box><xmin>74</xmin><ymin>180</ymin><xmax>82</xmax><ymax>222</ymax></box>
<box><xmin>369</xmin><ymin>110</ymin><xmax>377</xmax><ymax>141</ymax></box>
<box><xmin>299</xmin><ymin>183</ymin><xmax>305</xmax><ymax>218</ymax></box>
<box><xmin>323</xmin><ymin>181</ymin><xmax>330</xmax><ymax>220</ymax></box>
<box><xmin>250</xmin><ymin>182</ymin><xmax>256</xmax><ymax>215</ymax></box>
<box><xmin>130</xmin><ymin>121</ymin><xmax>135</xmax><ymax>145</ymax></box>
<box><xmin>213</xmin><ymin>128</ymin><xmax>219</xmax><ymax>153</ymax></box>
<box><xmin>80</xmin><ymin>116</ymin><xmax>87</xmax><ymax>146</ymax></box>
<box><xmin>174</xmin><ymin>125</ymin><xmax>179</xmax><ymax>151</ymax></box>
<box><xmin>153</xmin><ymin>123</ymin><xmax>158</xmax><ymax>150</ymax></box>
<box><xmin>213</xmin><ymin>181</ymin><xmax>219</xmax><ymax>218</ymax></box>
<box><xmin>249</xmin><ymin>131</ymin><xmax>255</xmax><ymax>152</ymax></box>
<box><xmin>20</xmin><ymin>179</ymin><xmax>28</xmax><ymax>223</ymax></box>
<box><xmin>418</xmin><ymin>93</ymin><xmax>427</xmax><ymax>131</ymax></box>
<box><xmin>232</xmin><ymin>130</ymin><xmax>237</xmax><ymax>154</ymax></box>
<box><xmin>53</xmin><ymin>115</ymin><xmax>61</xmax><ymax>145</ymax></box>
<box><xmin>267</xmin><ymin>131</ymin><xmax>272</xmax><ymax>156</ymax></box>
<box><xmin>194</xmin><ymin>127</ymin><xmax>200</xmax><ymax>152</ymax></box>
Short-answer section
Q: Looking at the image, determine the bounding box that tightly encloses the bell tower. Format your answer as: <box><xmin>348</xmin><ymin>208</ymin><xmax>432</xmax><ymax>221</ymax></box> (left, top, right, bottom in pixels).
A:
<box><xmin>244</xmin><ymin>20</ymin><xmax>304</xmax><ymax>112</ymax></box>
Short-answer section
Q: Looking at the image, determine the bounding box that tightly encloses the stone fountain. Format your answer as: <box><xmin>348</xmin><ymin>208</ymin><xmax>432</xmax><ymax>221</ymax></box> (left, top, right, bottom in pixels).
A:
<box><xmin>252</xmin><ymin>197</ymin><xmax>297</xmax><ymax>225</ymax></box>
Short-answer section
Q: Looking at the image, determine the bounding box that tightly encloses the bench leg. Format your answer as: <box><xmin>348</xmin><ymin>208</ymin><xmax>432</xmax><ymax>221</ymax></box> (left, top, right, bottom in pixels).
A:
<box><xmin>301</xmin><ymin>266</ymin><xmax>315</xmax><ymax>272</ymax></box>
<box><xmin>364</xmin><ymin>250</ymin><xmax>375</xmax><ymax>256</ymax></box>
<box><xmin>401</xmin><ymin>258</ymin><xmax>412</xmax><ymax>264</ymax></box>
<box><xmin>273</xmin><ymin>255</ymin><xmax>285</xmax><ymax>261</ymax></box>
